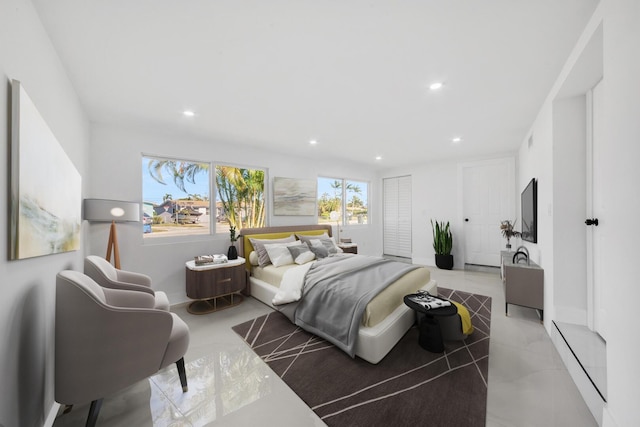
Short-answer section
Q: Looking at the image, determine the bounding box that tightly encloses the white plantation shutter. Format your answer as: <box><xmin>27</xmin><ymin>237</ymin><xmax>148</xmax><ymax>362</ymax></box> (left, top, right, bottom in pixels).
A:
<box><xmin>383</xmin><ymin>176</ymin><xmax>412</xmax><ymax>258</ymax></box>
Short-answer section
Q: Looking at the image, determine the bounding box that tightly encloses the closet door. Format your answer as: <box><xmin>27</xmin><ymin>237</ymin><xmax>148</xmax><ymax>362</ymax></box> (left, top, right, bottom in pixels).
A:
<box><xmin>383</xmin><ymin>175</ymin><xmax>412</xmax><ymax>258</ymax></box>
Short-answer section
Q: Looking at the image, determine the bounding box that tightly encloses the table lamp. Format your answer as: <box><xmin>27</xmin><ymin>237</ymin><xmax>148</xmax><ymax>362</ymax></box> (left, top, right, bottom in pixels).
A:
<box><xmin>84</xmin><ymin>199</ymin><xmax>140</xmax><ymax>269</ymax></box>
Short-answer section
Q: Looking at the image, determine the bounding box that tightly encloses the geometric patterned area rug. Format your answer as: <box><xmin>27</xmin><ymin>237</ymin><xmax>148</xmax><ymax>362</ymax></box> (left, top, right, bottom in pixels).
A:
<box><xmin>232</xmin><ymin>288</ymin><xmax>491</xmax><ymax>427</ymax></box>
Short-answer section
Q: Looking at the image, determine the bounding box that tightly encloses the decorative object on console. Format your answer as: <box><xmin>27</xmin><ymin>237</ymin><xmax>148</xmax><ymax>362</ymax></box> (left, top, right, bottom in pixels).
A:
<box><xmin>84</xmin><ymin>199</ymin><xmax>140</xmax><ymax>269</ymax></box>
<box><xmin>273</xmin><ymin>177</ymin><xmax>316</xmax><ymax>215</ymax></box>
<box><xmin>10</xmin><ymin>79</ymin><xmax>82</xmax><ymax>260</ymax></box>
<box><xmin>431</xmin><ymin>219</ymin><xmax>454</xmax><ymax>270</ymax></box>
<box><xmin>500</xmin><ymin>219</ymin><xmax>521</xmax><ymax>250</ymax></box>
<box><xmin>227</xmin><ymin>225</ymin><xmax>238</xmax><ymax>260</ymax></box>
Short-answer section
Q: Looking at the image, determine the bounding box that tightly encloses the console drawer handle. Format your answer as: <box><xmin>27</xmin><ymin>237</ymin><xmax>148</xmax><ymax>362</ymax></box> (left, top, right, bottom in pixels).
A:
<box><xmin>217</xmin><ymin>278</ymin><xmax>232</xmax><ymax>284</ymax></box>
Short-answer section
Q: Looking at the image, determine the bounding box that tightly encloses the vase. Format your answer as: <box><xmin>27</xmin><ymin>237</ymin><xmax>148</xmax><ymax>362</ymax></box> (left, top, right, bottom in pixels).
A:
<box><xmin>227</xmin><ymin>244</ymin><xmax>238</xmax><ymax>260</ymax></box>
<box><xmin>435</xmin><ymin>254</ymin><xmax>454</xmax><ymax>270</ymax></box>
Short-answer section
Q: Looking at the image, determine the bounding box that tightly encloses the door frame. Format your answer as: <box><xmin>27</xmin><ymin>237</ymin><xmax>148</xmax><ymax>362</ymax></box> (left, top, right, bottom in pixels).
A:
<box><xmin>586</xmin><ymin>79</ymin><xmax>605</xmax><ymax>337</ymax></box>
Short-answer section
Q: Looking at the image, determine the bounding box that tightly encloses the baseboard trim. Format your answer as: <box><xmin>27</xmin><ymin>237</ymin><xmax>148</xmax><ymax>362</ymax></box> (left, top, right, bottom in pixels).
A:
<box><xmin>44</xmin><ymin>402</ymin><xmax>60</xmax><ymax>427</ymax></box>
<box><xmin>551</xmin><ymin>322</ymin><xmax>604</xmax><ymax>425</ymax></box>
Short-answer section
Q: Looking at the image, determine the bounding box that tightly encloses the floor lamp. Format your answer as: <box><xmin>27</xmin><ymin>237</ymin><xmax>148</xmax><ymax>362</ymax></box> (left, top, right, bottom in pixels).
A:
<box><xmin>84</xmin><ymin>199</ymin><xmax>140</xmax><ymax>269</ymax></box>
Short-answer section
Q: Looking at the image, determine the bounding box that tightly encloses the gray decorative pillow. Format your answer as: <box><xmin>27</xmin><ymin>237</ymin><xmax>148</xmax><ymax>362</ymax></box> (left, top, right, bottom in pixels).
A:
<box><xmin>310</xmin><ymin>238</ymin><xmax>339</xmax><ymax>255</ymax></box>
<box><xmin>249</xmin><ymin>235</ymin><xmax>296</xmax><ymax>267</ymax></box>
<box><xmin>288</xmin><ymin>242</ymin><xmax>316</xmax><ymax>264</ymax></box>
<box><xmin>309</xmin><ymin>244</ymin><xmax>329</xmax><ymax>259</ymax></box>
<box><xmin>296</xmin><ymin>232</ymin><xmax>330</xmax><ymax>245</ymax></box>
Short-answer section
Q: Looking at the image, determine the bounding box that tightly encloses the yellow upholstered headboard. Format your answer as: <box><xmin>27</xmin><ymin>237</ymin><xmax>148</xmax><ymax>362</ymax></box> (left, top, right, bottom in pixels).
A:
<box><xmin>239</xmin><ymin>225</ymin><xmax>332</xmax><ymax>271</ymax></box>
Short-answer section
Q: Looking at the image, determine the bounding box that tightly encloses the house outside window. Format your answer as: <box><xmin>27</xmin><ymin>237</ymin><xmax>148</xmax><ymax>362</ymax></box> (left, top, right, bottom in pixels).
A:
<box><xmin>142</xmin><ymin>156</ymin><xmax>266</xmax><ymax>238</ymax></box>
<box><xmin>142</xmin><ymin>156</ymin><xmax>211</xmax><ymax>238</ymax></box>
<box><xmin>317</xmin><ymin>177</ymin><xmax>368</xmax><ymax>226</ymax></box>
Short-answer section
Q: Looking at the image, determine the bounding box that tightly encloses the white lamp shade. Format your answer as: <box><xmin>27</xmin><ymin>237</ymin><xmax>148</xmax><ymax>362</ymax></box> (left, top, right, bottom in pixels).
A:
<box><xmin>83</xmin><ymin>199</ymin><xmax>140</xmax><ymax>222</ymax></box>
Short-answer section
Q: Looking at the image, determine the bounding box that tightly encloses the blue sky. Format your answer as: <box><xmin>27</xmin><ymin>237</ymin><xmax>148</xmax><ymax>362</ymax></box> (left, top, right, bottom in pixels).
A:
<box><xmin>142</xmin><ymin>158</ymin><xmax>210</xmax><ymax>204</ymax></box>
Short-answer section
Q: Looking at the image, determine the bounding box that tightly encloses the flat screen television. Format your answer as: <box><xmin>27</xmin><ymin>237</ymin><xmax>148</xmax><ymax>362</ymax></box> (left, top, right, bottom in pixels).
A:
<box><xmin>521</xmin><ymin>178</ymin><xmax>537</xmax><ymax>243</ymax></box>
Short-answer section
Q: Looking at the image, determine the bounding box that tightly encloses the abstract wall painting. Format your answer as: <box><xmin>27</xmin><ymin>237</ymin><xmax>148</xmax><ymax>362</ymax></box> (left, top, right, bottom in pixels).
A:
<box><xmin>10</xmin><ymin>79</ymin><xmax>81</xmax><ymax>260</ymax></box>
<box><xmin>273</xmin><ymin>177</ymin><xmax>316</xmax><ymax>216</ymax></box>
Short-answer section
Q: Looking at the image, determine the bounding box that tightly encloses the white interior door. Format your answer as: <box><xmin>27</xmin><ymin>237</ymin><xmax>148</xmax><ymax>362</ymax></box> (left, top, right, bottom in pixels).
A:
<box><xmin>383</xmin><ymin>176</ymin><xmax>412</xmax><ymax>258</ymax></box>
<box><xmin>587</xmin><ymin>80</ymin><xmax>606</xmax><ymax>339</ymax></box>
<box><xmin>461</xmin><ymin>159</ymin><xmax>515</xmax><ymax>267</ymax></box>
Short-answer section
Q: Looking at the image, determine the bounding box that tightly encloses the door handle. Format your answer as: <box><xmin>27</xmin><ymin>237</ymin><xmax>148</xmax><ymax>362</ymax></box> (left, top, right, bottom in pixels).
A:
<box><xmin>585</xmin><ymin>218</ymin><xmax>599</xmax><ymax>226</ymax></box>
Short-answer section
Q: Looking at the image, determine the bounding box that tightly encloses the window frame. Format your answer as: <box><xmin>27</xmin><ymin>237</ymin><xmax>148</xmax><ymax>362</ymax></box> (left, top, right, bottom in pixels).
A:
<box><xmin>141</xmin><ymin>155</ymin><xmax>268</xmax><ymax>243</ymax></box>
<box><xmin>317</xmin><ymin>176</ymin><xmax>369</xmax><ymax>227</ymax></box>
<box><xmin>213</xmin><ymin>162</ymin><xmax>268</xmax><ymax>233</ymax></box>
<box><xmin>142</xmin><ymin>154</ymin><xmax>213</xmax><ymax>242</ymax></box>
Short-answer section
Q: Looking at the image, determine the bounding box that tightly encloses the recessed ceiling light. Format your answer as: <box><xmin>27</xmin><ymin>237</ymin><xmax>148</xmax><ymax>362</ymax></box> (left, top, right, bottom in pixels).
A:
<box><xmin>429</xmin><ymin>82</ymin><xmax>444</xmax><ymax>91</ymax></box>
<box><xmin>183</xmin><ymin>110</ymin><xmax>195</xmax><ymax>117</ymax></box>
<box><xmin>309</xmin><ymin>139</ymin><xmax>317</xmax><ymax>145</ymax></box>
<box><xmin>375</xmin><ymin>156</ymin><xmax>382</xmax><ymax>160</ymax></box>
<box><xmin>452</xmin><ymin>137</ymin><xmax>462</xmax><ymax>143</ymax></box>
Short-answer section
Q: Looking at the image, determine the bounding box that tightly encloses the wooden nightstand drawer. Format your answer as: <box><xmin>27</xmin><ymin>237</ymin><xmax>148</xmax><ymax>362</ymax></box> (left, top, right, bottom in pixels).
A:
<box><xmin>185</xmin><ymin>258</ymin><xmax>247</xmax><ymax>313</ymax></box>
<box><xmin>338</xmin><ymin>244</ymin><xmax>358</xmax><ymax>254</ymax></box>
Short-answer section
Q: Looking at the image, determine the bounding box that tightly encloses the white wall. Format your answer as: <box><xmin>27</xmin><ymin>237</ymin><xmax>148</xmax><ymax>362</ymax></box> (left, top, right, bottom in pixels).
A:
<box><xmin>599</xmin><ymin>1</ymin><xmax>640</xmax><ymax>425</ymax></box>
<box><xmin>88</xmin><ymin>124</ymin><xmax>379</xmax><ymax>304</ymax></box>
<box><xmin>0</xmin><ymin>1</ymin><xmax>90</xmax><ymax>425</ymax></box>
<box><xmin>518</xmin><ymin>0</ymin><xmax>640</xmax><ymax>424</ymax></box>
<box><xmin>378</xmin><ymin>154</ymin><xmax>516</xmax><ymax>268</ymax></box>
<box><xmin>379</xmin><ymin>159</ymin><xmax>459</xmax><ymax>267</ymax></box>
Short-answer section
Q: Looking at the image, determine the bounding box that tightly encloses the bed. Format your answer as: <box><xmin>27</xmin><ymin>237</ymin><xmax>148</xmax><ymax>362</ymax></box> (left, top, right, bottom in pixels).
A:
<box><xmin>239</xmin><ymin>224</ymin><xmax>437</xmax><ymax>364</ymax></box>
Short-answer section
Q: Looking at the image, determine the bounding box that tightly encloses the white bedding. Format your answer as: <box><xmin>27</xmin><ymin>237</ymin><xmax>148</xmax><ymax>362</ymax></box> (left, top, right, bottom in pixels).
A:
<box><xmin>271</xmin><ymin>262</ymin><xmax>314</xmax><ymax>305</ymax></box>
<box><xmin>250</xmin><ymin>274</ymin><xmax>437</xmax><ymax>363</ymax></box>
<box><xmin>240</xmin><ymin>226</ymin><xmax>436</xmax><ymax>363</ymax></box>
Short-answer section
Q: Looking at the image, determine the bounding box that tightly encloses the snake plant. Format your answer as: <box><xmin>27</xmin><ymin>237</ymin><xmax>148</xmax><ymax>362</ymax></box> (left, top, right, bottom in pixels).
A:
<box><xmin>431</xmin><ymin>219</ymin><xmax>453</xmax><ymax>255</ymax></box>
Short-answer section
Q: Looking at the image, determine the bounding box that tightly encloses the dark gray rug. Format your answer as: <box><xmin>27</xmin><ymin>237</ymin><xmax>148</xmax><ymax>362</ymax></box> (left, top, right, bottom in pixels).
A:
<box><xmin>233</xmin><ymin>288</ymin><xmax>491</xmax><ymax>427</ymax></box>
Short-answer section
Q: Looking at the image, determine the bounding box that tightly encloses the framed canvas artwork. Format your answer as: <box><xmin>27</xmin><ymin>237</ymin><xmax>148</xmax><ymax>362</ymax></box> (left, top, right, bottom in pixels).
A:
<box><xmin>10</xmin><ymin>80</ymin><xmax>82</xmax><ymax>260</ymax></box>
<box><xmin>273</xmin><ymin>177</ymin><xmax>316</xmax><ymax>216</ymax></box>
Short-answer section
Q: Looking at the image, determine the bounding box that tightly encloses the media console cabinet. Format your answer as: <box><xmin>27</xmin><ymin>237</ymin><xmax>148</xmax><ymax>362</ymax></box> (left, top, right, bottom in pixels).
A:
<box><xmin>501</xmin><ymin>251</ymin><xmax>544</xmax><ymax>321</ymax></box>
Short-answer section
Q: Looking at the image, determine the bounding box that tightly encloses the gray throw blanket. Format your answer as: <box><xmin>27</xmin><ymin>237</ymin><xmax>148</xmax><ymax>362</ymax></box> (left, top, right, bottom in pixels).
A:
<box><xmin>292</xmin><ymin>255</ymin><xmax>420</xmax><ymax>357</ymax></box>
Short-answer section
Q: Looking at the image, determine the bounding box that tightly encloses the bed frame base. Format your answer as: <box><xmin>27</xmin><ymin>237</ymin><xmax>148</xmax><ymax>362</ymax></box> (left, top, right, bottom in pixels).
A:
<box><xmin>249</xmin><ymin>277</ymin><xmax>438</xmax><ymax>364</ymax></box>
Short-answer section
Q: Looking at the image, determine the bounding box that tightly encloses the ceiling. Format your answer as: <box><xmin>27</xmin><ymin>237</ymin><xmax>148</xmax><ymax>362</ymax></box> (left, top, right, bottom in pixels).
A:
<box><xmin>32</xmin><ymin>0</ymin><xmax>598</xmax><ymax>170</ymax></box>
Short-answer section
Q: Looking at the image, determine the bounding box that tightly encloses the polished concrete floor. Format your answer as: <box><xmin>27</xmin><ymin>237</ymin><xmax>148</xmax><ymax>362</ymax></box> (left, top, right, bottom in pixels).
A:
<box><xmin>53</xmin><ymin>268</ymin><xmax>597</xmax><ymax>426</ymax></box>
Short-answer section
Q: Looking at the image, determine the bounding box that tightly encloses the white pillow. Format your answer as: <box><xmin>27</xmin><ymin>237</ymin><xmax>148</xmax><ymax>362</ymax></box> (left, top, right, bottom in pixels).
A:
<box><xmin>249</xmin><ymin>251</ymin><xmax>259</xmax><ymax>266</ymax></box>
<box><xmin>294</xmin><ymin>250</ymin><xmax>315</xmax><ymax>265</ymax></box>
<box><xmin>249</xmin><ymin>234</ymin><xmax>296</xmax><ymax>267</ymax></box>
<box><xmin>264</xmin><ymin>241</ymin><xmax>302</xmax><ymax>267</ymax></box>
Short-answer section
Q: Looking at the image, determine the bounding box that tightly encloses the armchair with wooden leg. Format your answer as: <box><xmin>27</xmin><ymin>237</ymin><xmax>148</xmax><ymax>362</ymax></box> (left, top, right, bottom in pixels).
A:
<box><xmin>55</xmin><ymin>270</ymin><xmax>190</xmax><ymax>427</ymax></box>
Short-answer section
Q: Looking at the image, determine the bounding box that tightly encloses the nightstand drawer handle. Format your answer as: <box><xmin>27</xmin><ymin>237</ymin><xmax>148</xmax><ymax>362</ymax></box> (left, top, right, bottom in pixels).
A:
<box><xmin>217</xmin><ymin>278</ymin><xmax>232</xmax><ymax>284</ymax></box>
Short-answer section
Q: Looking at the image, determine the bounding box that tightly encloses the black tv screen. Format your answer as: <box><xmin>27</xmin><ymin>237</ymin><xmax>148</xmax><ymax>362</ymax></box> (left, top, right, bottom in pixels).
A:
<box><xmin>521</xmin><ymin>178</ymin><xmax>537</xmax><ymax>243</ymax></box>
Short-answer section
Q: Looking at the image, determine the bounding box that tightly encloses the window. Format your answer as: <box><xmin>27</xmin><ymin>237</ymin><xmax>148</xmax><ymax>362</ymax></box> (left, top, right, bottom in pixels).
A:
<box><xmin>142</xmin><ymin>156</ymin><xmax>211</xmax><ymax>238</ymax></box>
<box><xmin>142</xmin><ymin>156</ymin><xmax>266</xmax><ymax>238</ymax></box>
<box><xmin>214</xmin><ymin>165</ymin><xmax>266</xmax><ymax>233</ymax></box>
<box><xmin>317</xmin><ymin>177</ymin><xmax>368</xmax><ymax>226</ymax></box>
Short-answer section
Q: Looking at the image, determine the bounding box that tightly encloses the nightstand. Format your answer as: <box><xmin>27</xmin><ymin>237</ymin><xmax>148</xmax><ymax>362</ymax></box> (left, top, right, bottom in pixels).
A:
<box><xmin>185</xmin><ymin>257</ymin><xmax>247</xmax><ymax>314</ymax></box>
<box><xmin>338</xmin><ymin>243</ymin><xmax>358</xmax><ymax>254</ymax></box>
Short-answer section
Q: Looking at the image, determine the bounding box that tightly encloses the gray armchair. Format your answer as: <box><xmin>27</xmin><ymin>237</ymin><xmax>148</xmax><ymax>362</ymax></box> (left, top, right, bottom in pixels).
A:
<box><xmin>55</xmin><ymin>270</ymin><xmax>189</xmax><ymax>427</ymax></box>
<box><xmin>84</xmin><ymin>255</ymin><xmax>170</xmax><ymax>311</ymax></box>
